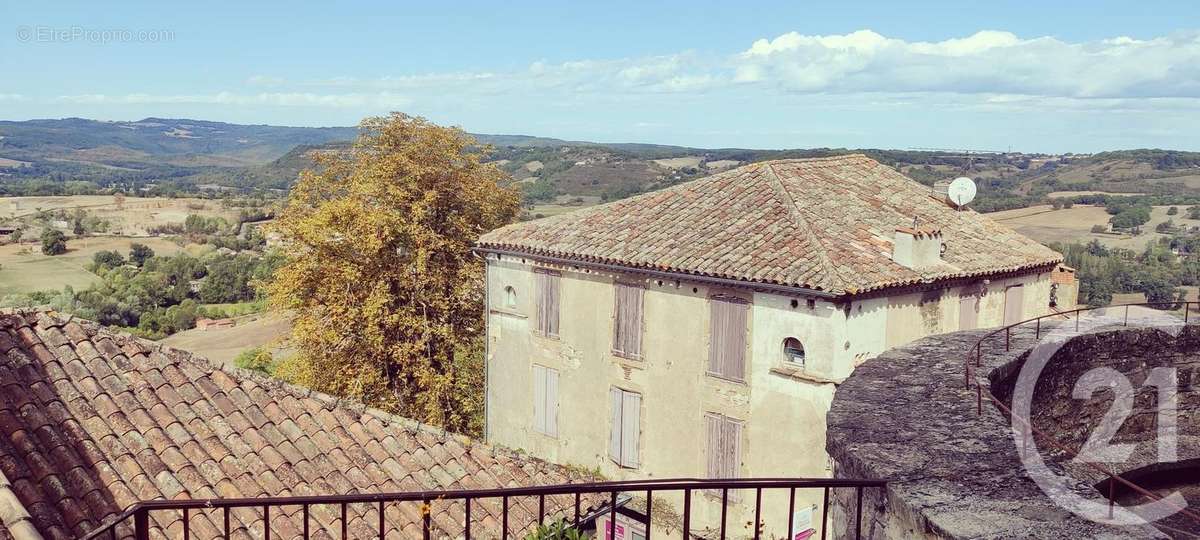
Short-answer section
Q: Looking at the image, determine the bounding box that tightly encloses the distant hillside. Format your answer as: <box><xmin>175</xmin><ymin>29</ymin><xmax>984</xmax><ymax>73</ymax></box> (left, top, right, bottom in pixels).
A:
<box><xmin>3</xmin><ymin>117</ymin><xmax>1200</xmax><ymax>212</ymax></box>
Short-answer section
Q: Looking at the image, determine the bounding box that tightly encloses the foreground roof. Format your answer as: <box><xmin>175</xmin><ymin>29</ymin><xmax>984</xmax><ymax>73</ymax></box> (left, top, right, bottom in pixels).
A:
<box><xmin>479</xmin><ymin>155</ymin><xmax>1062</xmax><ymax>296</ymax></box>
<box><xmin>0</xmin><ymin>310</ymin><xmax>596</xmax><ymax>540</ymax></box>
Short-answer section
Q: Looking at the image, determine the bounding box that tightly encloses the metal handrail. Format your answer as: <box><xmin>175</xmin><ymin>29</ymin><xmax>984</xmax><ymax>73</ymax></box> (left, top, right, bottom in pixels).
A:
<box><xmin>965</xmin><ymin>301</ymin><xmax>1200</xmax><ymax>537</ymax></box>
<box><xmin>80</xmin><ymin>477</ymin><xmax>887</xmax><ymax>540</ymax></box>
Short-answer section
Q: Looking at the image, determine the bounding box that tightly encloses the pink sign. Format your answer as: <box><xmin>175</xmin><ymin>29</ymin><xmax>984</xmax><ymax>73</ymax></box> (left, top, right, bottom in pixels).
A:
<box><xmin>604</xmin><ymin>519</ymin><xmax>626</xmax><ymax>540</ymax></box>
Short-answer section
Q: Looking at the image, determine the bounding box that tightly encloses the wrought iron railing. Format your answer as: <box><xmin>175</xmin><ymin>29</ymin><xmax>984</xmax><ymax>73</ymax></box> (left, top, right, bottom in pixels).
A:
<box><xmin>965</xmin><ymin>301</ymin><xmax>1200</xmax><ymax>537</ymax></box>
<box><xmin>80</xmin><ymin>477</ymin><xmax>887</xmax><ymax>540</ymax></box>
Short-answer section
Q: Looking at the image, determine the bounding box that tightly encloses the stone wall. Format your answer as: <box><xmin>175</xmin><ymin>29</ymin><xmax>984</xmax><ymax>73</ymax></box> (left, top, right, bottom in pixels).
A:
<box><xmin>826</xmin><ymin>321</ymin><xmax>1187</xmax><ymax>539</ymax></box>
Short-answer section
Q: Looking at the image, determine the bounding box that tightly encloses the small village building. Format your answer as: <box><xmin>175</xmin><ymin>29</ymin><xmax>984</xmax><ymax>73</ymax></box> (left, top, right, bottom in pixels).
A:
<box><xmin>475</xmin><ymin>154</ymin><xmax>1063</xmax><ymax>536</ymax></box>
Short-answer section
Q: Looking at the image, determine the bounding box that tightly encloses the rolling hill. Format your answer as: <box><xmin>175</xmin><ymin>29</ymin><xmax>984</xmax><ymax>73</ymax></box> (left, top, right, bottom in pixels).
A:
<box><xmin>3</xmin><ymin>117</ymin><xmax>1200</xmax><ymax>212</ymax></box>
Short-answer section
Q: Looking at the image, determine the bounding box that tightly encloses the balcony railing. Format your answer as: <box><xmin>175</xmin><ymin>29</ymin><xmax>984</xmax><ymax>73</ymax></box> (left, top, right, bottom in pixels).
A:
<box><xmin>80</xmin><ymin>477</ymin><xmax>887</xmax><ymax>540</ymax></box>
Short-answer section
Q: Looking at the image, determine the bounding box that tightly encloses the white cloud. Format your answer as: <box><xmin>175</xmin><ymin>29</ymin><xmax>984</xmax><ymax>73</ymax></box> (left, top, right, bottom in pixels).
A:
<box><xmin>733</xmin><ymin>30</ymin><xmax>1200</xmax><ymax>98</ymax></box>
<box><xmin>54</xmin><ymin>92</ymin><xmax>411</xmax><ymax>108</ymax></box>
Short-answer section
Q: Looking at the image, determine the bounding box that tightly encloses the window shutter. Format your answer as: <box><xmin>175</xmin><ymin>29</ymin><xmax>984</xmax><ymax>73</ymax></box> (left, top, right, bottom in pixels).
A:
<box><xmin>723</xmin><ymin>417</ymin><xmax>742</xmax><ymax>479</ymax></box>
<box><xmin>609</xmin><ymin>388</ymin><xmax>622</xmax><ymax>462</ymax></box>
<box><xmin>545</xmin><ymin>368</ymin><xmax>559</xmax><ymax>437</ymax></box>
<box><xmin>709</xmin><ymin>296</ymin><xmax>748</xmax><ymax>380</ymax></box>
<box><xmin>705</xmin><ymin>414</ymin><xmax>720</xmax><ymax>478</ymax></box>
<box><xmin>613</xmin><ymin>283</ymin><xmax>644</xmax><ymax>358</ymax></box>
<box><xmin>621</xmin><ymin>391</ymin><xmax>641</xmax><ymax>468</ymax></box>
<box><xmin>533</xmin><ymin>365</ymin><xmax>547</xmax><ymax>434</ymax></box>
<box><xmin>536</xmin><ymin>270</ymin><xmax>561</xmax><ymax>337</ymax></box>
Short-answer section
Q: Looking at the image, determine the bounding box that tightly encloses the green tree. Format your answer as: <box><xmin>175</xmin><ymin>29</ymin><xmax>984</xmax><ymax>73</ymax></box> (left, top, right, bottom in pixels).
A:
<box><xmin>129</xmin><ymin>243</ymin><xmax>154</xmax><ymax>267</ymax></box>
<box><xmin>1168</xmin><ymin>206</ymin><xmax>1179</xmax><ymax>216</ymax></box>
<box><xmin>40</xmin><ymin>229</ymin><xmax>67</xmax><ymax>255</ymax></box>
<box><xmin>267</xmin><ymin>113</ymin><xmax>520</xmax><ymax>435</ymax></box>
<box><xmin>92</xmin><ymin>250</ymin><xmax>126</xmax><ymax>270</ymax></box>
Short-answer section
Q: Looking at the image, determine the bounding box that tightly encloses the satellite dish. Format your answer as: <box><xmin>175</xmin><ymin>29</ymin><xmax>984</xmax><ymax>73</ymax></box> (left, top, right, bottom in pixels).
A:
<box><xmin>947</xmin><ymin>177</ymin><xmax>977</xmax><ymax>208</ymax></box>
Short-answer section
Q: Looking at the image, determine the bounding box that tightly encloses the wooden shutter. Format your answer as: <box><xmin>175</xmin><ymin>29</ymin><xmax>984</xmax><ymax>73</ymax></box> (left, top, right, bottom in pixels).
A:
<box><xmin>536</xmin><ymin>270</ymin><xmax>561</xmax><ymax>337</ymax></box>
<box><xmin>706</xmin><ymin>414</ymin><xmax>742</xmax><ymax>479</ymax></box>
<box><xmin>705</xmin><ymin>414</ymin><xmax>721</xmax><ymax>478</ymax></box>
<box><xmin>533</xmin><ymin>365</ymin><xmax>558</xmax><ymax>436</ymax></box>
<box><xmin>609</xmin><ymin>388</ymin><xmax>623</xmax><ymax>462</ymax></box>
<box><xmin>613</xmin><ymin>283</ymin><xmax>644</xmax><ymax>358</ymax></box>
<box><xmin>545</xmin><ymin>367</ymin><xmax>559</xmax><ymax>437</ymax></box>
<box><xmin>1003</xmin><ymin>284</ymin><xmax>1024</xmax><ymax>326</ymax></box>
<box><xmin>708</xmin><ymin>295</ymin><xmax>749</xmax><ymax>380</ymax></box>
<box><xmin>533</xmin><ymin>365</ymin><xmax>547</xmax><ymax>434</ymax></box>
<box><xmin>621</xmin><ymin>391</ymin><xmax>641</xmax><ymax>468</ymax></box>
<box><xmin>722</xmin><ymin>417</ymin><xmax>742</xmax><ymax>479</ymax></box>
<box><xmin>959</xmin><ymin>294</ymin><xmax>978</xmax><ymax>330</ymax></box>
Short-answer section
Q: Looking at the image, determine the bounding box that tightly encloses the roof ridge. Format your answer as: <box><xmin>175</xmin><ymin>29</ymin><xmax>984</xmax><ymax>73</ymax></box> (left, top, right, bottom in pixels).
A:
<box><xmin>761</xmin><ymin>162</ymin><xmax>850</xmax><ymax>294</ymax></box>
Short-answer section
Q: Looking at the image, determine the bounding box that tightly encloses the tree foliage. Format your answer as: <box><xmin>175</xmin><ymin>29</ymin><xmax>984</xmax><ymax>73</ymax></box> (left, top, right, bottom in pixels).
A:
<box><xmin>40</xmin><ymin>229</ymin><xmax>66</xmax><ymax>255</ymax></box>
<box><xmin>266</xmin><ymin>113</ymin><xmax>520</xmax><ymax>435</ymax></box>
<box><xmin>129</xmin><ymin>243</ymin><xmax>155</xmax><ymax>267</ymax></box>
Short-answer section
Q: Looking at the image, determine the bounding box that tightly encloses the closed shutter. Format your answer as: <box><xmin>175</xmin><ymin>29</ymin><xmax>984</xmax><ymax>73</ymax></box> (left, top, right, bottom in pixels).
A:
<box><xmin>545</xmin><ymin>367</ymin><xmax>559</xmax><ymax>437</ymax></box>
<box><xmin>533</xmin><ymin>365</ymin><xmax>547</xmax><ymax>433</ymax></box>
<box><xmin>609</xmin><ymin>388</ymin><xmax>623</xmax><ymax>462</ymax></box>
<box><xmin>536</xmin><ymin>270</ymin><xmax>561</xmax><ymax>337</ymax></box>
<box><xmin>613</xmin><ymin>283</ymin><xmax>644</xmax><ymax>358</ymax></box>
<box><xmin>722</xmin><ymin>417</ymin><xmax>742</xmax><ymax>479</ymax></box>
<box><xmin>533</xmin><ymin>365</ymin><xmax>559</xmax><ymax>436</ymax></box>
<box><xmin>708</xmin><ymin>295</ymin><xmax>749</xmax><ymax>380</ymax></box>
<box><xmin>621</xmin><ymin>391</ymin><xmax>641</xmax><ymax>468</ymax></box>
<box><xmin>705</xmin><ymin>414</ymin><xmax>721</xmax><ymax>478</ymax></box>
<box><xmin>1003</xmin><ymin>284</ymin><xmax>1024</xmax><ymax>326</ymax></box>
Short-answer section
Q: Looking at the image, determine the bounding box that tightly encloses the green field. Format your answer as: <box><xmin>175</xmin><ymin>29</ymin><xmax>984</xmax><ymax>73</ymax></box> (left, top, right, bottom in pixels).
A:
<box><xmin>0</xmin><ymin>236</ymin><xmax>184</xmax><ymax>296</ymax></box>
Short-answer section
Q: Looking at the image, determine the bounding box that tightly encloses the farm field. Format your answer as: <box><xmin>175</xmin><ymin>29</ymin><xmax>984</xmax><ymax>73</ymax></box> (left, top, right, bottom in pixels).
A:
<box><xmin>986</xmin><ymin>204</ymin><xmax>1200</xmax><ymax>250</ymax></box>
<box><xmin>1</xmin><ymin>195</ymin><xmax>242</xmax><ymax>235</ymax></box>
<box><xmin>0</xmin><ymin>236</ymin><xmax>184</xmax><ymax>295</ymax></box>
<box><xmin>160</xmin><ymin>311</ymin><xmax>293</xmax><ymax>366</ymax></box>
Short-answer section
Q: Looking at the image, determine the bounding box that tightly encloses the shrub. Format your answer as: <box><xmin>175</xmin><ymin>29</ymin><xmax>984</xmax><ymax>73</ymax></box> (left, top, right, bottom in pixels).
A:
<box><xmin>40</xmin><ymin>229</ymin><xmax>66</xmax><ymax>255</ymax></box>
<box><xmin>1090</xmin><ymin>224</ymin><xmax>1107</xmax><ymax>233</ymax></box>
<box><xmin>234</xmin><ymin>347</ymin><xmax>275</xmax><ymax>376</ymax></box>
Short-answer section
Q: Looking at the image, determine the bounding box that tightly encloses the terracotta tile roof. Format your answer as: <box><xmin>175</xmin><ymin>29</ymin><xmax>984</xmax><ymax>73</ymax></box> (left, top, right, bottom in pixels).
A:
<box><xmin>479</xmin><ymin>155</ymin><xmax>1062</xmax><ymax>296</ymax></box>
<box><xmin>0</xmin><ymin>310</ymin><xmax>600</xmax><ymax>539</ymax></box>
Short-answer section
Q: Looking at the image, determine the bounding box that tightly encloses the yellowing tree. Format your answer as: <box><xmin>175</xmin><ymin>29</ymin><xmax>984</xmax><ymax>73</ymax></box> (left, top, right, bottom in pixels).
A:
<box><xmin>268</xmin><ymin>113</ymin><xmax>519</xmax><ymax>435</ymax></box>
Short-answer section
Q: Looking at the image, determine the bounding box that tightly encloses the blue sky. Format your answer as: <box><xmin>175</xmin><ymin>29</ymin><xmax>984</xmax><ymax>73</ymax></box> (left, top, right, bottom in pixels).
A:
<box><xmin>2</xmin><ymin>1</ymin><xmax>1199</xmax><ymax>152</ymax></box>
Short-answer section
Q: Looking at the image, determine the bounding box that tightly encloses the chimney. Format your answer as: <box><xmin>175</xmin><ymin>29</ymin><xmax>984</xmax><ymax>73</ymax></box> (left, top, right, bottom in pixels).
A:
<box><xmin>893</xmin><ymin>227</ymin><xmax>943</xmax><ymax>269</ymax></box>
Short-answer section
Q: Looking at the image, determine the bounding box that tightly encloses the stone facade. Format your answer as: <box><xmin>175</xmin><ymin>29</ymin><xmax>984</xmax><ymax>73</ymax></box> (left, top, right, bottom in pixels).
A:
<box><xmin>827</xmin><ymin>315</ymin><xmax>1200</xmax><ymax>538</ymax></box>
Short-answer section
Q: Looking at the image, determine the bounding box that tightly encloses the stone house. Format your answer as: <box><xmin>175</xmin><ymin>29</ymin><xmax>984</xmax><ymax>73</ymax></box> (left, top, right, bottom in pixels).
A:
<box><xmin>475</xmin><ymin>154</ymin><xmax>1063</xmax><ymax>536</ymax></box>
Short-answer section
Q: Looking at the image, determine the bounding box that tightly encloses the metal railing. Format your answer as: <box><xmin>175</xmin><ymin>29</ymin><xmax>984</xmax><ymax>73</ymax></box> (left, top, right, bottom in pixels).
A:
<box><xmin>80</xmin><ymin>478</ymin><xmax>887</xmax><ymax>540</ymax></box>
<box><xmin>965</xmin><ymin>301</ymin><xmax>1200</xmax><ymax>537</ymax></box>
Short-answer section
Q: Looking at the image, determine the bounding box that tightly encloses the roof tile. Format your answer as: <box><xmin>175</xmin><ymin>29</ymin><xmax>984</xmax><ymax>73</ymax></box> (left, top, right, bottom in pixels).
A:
<box><xmin>0</xmin><ymin>310</ymin><xmax>601</xmax><ymax>538</ymax></box>
<box><xmin>479</xmin><ymin>155</ymin><xmax>1061</xmax><ymax>295</ymax></box>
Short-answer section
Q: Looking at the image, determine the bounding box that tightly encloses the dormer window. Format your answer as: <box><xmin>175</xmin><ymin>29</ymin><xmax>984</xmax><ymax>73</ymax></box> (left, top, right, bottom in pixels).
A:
<box><xmin>783</xmin><ymin>337</ymin><xmax>806</xmax><ymax>366</ymax></box>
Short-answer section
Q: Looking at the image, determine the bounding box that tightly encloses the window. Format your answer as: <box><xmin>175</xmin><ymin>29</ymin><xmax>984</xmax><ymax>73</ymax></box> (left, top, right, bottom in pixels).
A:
<box><xmin>613</xmin><ymin>283</ymin><xmax>644</xmax><ymax>359</ymax></box>
<box><xmin>705</xmin><ymin>413</ymin><xmax>743</xmax><ymax>501</ymax></box>
<box><xmin>504</xmin><ymin>286</ymin><xmax>517</xmax><ymax>309</ymax></box>
<box><xmin>535</xmin><ymin>269</ymin><xmax>561</xmax><ymax>337</ymax></box>
<box><xmin>532</xmin><ymin>365</ymin><xmax>558</xmax><ymax>437</ymax></box>
<box><xmin>708</xmin><ymin>294</ymin><xmax>749</xmax><ymax>380</ymax></box>
<box><xmin>782</xmin><ymin>337</ymin><xmax>805</xmax><ymax>366</ymax></box>
<box><xmin>609</xmin><ymin>388</ymin><xmax>641</xmax><ymax>468</ymax></box>
<box><xmin>705</xmin><ymin>413</ymin><xmax>742</xmax><ymax>478</ymax></box>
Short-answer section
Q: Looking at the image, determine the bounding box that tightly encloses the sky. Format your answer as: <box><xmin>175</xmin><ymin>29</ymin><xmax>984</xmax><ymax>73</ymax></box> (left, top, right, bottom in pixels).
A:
<box><xmin>2</xmin><ymin>1</ymin><xmax>1199</xmax><ymax>153</ymax></box>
